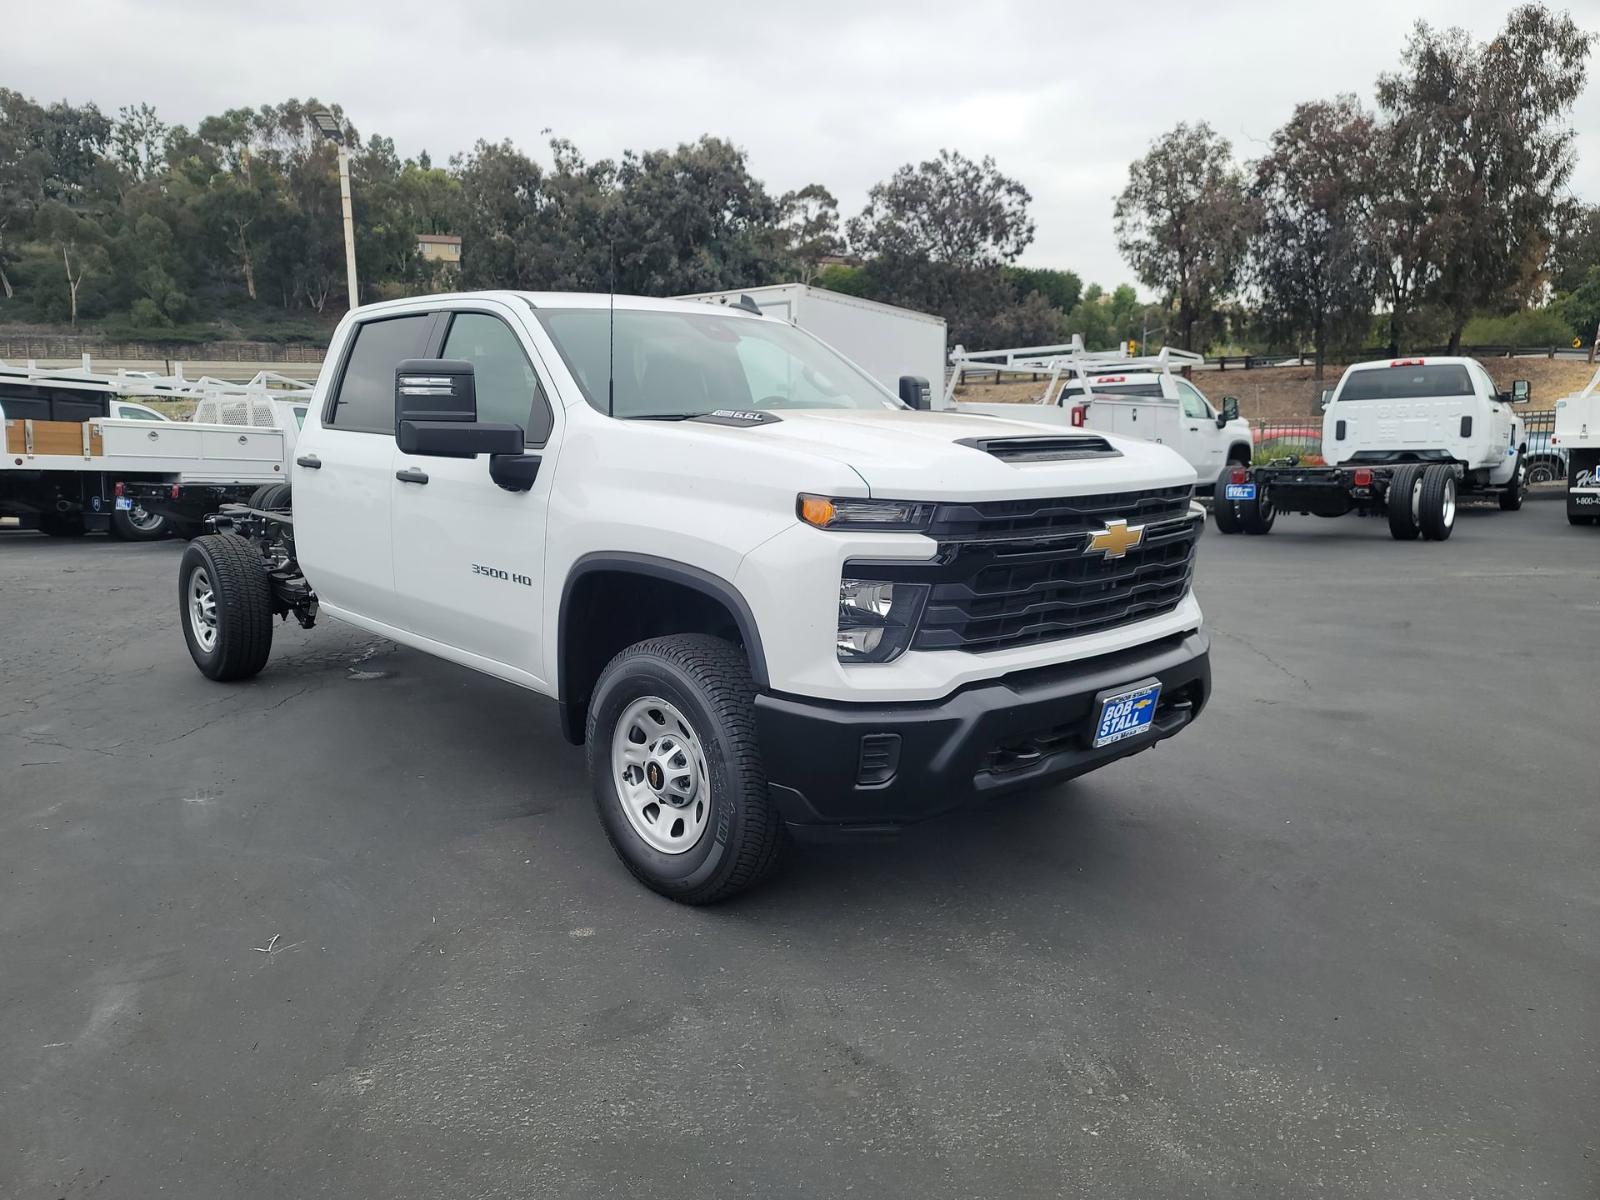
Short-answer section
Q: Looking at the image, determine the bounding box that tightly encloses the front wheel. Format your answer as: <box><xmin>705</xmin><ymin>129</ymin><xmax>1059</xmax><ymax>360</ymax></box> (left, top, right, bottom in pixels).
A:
<box><xmin>179</xmin><ymin>534</ymin><xmax>273</xmax><ymax>681</ymax></box>
<box><xmin>1498</xmin><ymin>456</ymin><xmax>1524</xmax><ymax>511</ymax></box>
<box><xmin>586</xmin><ymin>634</ymin><xmax>785</xmax><ymax>904</ymax></box>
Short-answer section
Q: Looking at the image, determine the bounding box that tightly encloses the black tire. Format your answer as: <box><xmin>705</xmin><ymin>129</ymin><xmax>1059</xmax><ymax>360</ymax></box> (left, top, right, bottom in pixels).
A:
<box><xmin>1524</xmin><ymin>457</ymin><xmax>1561</xmax><ymax>487</ymax></box>
<box><xmin>1211</xmin><ymin>474</ymin><xmax>1241</xmax><ymax>534</ymax></box>
<box><xmin>1498</xmin><ymin>456</ymin><xmax>1524</xmax><ymax>511</ymax></box>
<box><xmin>1386</xmin><ymin>465</ymin><xmax>1423</xmax><ymax>541</ymax></box>
<box><xmin>38</xmin><ymin>512</ymin><xmax>86</xmax><ymax>537</ymax></box>
<box><xmin>110</xmin><ymin>504</ymin><xmax>169</xmax><ymax>541</ymax></box>
<box><xmin>1418</xmin><ymin>464</ymin><xmax>1457</xmax><ymax>541</ymax></box>
<box><xmin>586</xmin><ymin>634</ymin><xmax>785</xmax><ymax>904</ymax></box>
<box><xmin>179</xmin><ymin>534</ymin><xmax>273</xmax><ymax>681</ymax></box>
<box><xmin>251</xmin><ymin>481</ymin><xmax>291</xmax><ymax>511</ymax></box>
<box><xmin>1240</xmin><ymin>481</ymin><xmax>1275</xmax><ymax>535</ymax></box>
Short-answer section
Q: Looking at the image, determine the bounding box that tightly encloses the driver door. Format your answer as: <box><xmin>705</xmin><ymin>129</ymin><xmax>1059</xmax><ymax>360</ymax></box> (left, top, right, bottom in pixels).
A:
<box><xmin>389</xmin><ymin>305</ymin><xmax>560</xmax><ymax>688</ymax></box>
<box><xmin>1176</xmin><ymin>379</ymin><xmax>1226</xmax><ymax>482</ymax></box>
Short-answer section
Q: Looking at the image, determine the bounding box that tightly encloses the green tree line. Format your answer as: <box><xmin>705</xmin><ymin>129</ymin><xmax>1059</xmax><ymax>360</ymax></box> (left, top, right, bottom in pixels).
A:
<box><xmin>0</xmin><ymin>94</ymin><xmax>1117</xmax><ymax>349</ymax></box>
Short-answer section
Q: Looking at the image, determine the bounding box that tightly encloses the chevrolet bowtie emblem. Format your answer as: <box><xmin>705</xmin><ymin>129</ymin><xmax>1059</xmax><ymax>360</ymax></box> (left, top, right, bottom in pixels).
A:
<box><xmin>1087</xmin><ymin>519</ymin><xmax>1145</xmax><ymax>559</ymax></box>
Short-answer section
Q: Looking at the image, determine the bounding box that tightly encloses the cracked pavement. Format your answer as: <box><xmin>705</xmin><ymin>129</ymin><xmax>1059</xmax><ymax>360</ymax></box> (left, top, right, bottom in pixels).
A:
<box><xmin>1</xmin><ymin>503</ymin><xmax>1596</xmax><ymax>1199</ymax></box>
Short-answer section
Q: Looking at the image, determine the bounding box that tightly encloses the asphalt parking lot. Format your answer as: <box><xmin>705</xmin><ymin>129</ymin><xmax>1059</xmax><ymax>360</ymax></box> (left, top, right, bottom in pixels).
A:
<box><xmin>2</xmin><ymin>500</ymin><xmax>1595</xmax><ymax>1199</ymax></box>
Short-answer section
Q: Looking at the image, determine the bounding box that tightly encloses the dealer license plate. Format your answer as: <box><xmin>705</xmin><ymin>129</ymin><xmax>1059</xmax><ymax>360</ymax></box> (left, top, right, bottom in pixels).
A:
<box><xmin>1224</xmin><ymin>483</ymin><xmax>1256</xmax><ymax>500</ymax></box>
<box><xmin>1092</xmin><ymin>680</ymin><xmax>1162</xmax><ymax>749</ymax></box>
<box><xmin>114</xmin><ymin>497</ymin><xmax>133</xmax><ymax>510</ymax></box>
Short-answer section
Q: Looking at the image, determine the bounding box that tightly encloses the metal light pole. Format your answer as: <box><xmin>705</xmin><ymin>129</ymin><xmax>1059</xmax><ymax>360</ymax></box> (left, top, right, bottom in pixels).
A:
<box><xmin>311</xmin><ymin>108</ymin><xmax>360</xmax><ymax>311</ymax></box>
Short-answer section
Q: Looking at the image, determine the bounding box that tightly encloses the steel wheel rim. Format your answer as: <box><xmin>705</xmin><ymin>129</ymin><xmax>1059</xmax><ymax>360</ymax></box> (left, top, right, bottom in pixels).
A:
<box><xmin>188</xmin><ymin>567</ymin><xmax>218</xmax><ymax>652</ymax></box>
<box><xmin>1411</xmin><ymin>477</ymin><xmax>1423</xmax><ymax>525</ymax></box>
<box><xmin>1527</xmin><ymin>463</ymin><xmax>1554</xmax><ymax>485</ymax></box>
<box><xmin>611</xmin><ymin>696</ymin><xmax>710</xmax><ymax>855</ymax></box>
<box><xmin>1442</xmin><ymin>478</ymin><xmax>1456</xmax><ymax>525</ymax></box>
<box><xmin>127</xmin><ymin>505</ymin><xmax>164</xmax><ymax>531</ymax></box>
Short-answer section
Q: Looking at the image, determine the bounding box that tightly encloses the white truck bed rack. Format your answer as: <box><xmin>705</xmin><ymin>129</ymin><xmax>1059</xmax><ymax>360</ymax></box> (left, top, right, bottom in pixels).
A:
<box><xmin>942</xmin><ymin>335</ymin><xmax>1205</xmax><ymax>408</ymax></box>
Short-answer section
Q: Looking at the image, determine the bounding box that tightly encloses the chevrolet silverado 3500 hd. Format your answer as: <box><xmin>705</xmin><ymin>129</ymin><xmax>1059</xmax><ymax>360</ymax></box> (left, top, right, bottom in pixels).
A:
<box><xmin>176</xmin><ymin>292</ymin><xmax>1211</xmax><ymax>902</ymax></box>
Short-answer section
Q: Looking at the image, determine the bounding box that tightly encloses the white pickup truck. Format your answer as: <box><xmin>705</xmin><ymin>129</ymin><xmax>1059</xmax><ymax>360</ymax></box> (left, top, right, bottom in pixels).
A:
<box><xmin>0</xmin><ymin>360</ymin><xmax>308</xmax><ymax>539</ymax></box>
<box><xmin>949</xmin><ymin>342</ymin><xmax>1254</xmax><ymax>487</ymax></box>
<box><xmin>174</xmin><ymin>291</ymin><xmax>1212</xmax><ymax>902</ymax></box>
<box><xmin>1215</xmin><ymin>356</ymin><xmax>1528</xmax><ymax>541</ymax></box>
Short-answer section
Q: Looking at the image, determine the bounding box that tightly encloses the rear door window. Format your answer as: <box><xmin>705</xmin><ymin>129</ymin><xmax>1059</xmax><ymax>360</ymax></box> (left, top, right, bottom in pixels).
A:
<box><xmin>1338</xmin><ymin>365</ymin><xmax>1473</xmax><ymax>401</ymax></box>
<box><xmin>325</xmin><ymin>314</ymin><xmax>435</xmax><ymax>433</ymax></box>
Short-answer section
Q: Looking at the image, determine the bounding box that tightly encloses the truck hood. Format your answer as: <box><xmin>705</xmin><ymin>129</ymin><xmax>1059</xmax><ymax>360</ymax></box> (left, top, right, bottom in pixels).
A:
<box><xmin>697</xmin><ymin>408</ymin><xmax>1197</xmax><ymax>499</ymax></box>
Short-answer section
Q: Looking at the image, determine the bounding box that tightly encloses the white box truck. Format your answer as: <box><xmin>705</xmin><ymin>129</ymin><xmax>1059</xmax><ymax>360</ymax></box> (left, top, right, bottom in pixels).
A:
<box><xmin>680</xmin><ymin>284</ymin><xmax>947</xmax><ymax>408</ymax></box>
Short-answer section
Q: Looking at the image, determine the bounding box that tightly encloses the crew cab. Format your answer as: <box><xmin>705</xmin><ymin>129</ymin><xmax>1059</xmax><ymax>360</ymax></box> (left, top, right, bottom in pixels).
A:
<box><xmin>949</xmin><ymin>343</ymin><xmax>1253</xmax><ymax>486</ymax></box>
<box><xmin>1214</xmin><ymin>356</ymin><xmax>1529</xmax><ymax>542</ymax></box>
<box><xmin>175</xmin><ymin>292</ymin><xmax>1211</xmax><ymax>902</ymax></box>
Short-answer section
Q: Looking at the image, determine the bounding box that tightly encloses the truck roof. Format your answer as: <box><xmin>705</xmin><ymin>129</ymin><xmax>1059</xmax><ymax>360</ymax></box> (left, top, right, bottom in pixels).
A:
<box><xmin>1343</xmin><ymin>356</ymin><xmax>1481</xmax><ymax>372</ymax></box>
<box><xmin>349</xmin><ymin>290</ymin><xmax>765</xmax><ymax>318</ymax></box>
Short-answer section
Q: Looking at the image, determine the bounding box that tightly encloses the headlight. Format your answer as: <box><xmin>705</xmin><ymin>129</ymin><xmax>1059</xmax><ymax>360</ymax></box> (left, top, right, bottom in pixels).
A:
<box><xmin>799</xmin><ymin>494</ymin><xmax>935</xmax><ymax>532</ymax></box>
<box><xmin>837</xmin><ymin>577</ymin><xmax>928</xmax><ymax>663</ymax></box>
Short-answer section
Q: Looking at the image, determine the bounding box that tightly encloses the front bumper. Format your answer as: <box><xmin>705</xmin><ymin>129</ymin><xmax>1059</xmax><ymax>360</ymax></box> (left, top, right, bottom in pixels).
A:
<box><xmin>755</xmin><ymin>628</ymin><xmax>1210</xmax><ymax>834</ymax></box>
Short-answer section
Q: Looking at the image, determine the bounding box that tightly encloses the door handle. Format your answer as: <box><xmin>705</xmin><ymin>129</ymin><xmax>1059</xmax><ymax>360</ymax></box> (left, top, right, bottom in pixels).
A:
<box><xmin>395</xmin><ymin>468</ymin><xmax>429</xmax><ymax>485</ymax></box>
<box><xmin>296</xmin><ymin>454</ymin><xmax>321</xmax><ymax>469</ymax></box>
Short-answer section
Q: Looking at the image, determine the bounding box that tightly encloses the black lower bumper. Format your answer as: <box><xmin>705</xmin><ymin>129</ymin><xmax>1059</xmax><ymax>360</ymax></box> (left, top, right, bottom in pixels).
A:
<box><xmin>755</xmin><ymin>629</ymin><xmax>1210</xmax><ymax>834</ymax></box>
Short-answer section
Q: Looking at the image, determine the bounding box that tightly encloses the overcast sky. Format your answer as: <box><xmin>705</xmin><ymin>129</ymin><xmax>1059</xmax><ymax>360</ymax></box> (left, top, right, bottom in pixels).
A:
<box><xmin>11</xmin><ymin>0</ymin><xmax>1600</xmax><ymax>291</ymax></box>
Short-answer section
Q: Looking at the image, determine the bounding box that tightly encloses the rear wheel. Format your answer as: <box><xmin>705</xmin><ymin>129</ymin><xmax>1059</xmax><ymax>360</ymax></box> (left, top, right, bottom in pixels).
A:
<box><xmin>1525</xmin><ymin>457</ymin><xmax>1561</xmax><ymax>487</ymax></box>
<box><xmin>1386</xmin><ymin>465</ymin><xmax>1423</xmax><ymax>541</ymax></box>
<box><xmin>250</xmin><ymin>482</ymin><xmax>292</xmax><ymax>511</ymax></box>
<box><xmin>586</xmin><ymin>633</ymin><xmax>785</xmax><ymax>904</ymax></box>
<box><xmin>1211</xmin><ymin>474</ymin><xmax>1241</xmax><ymax>534</ymax></box>
<box><xmin>179</xmin><ymin>534</ymin><xmax>273</xmax><ymax>681</ymax></box>
<box><xmin>110</xmin><ymin>504</ymin><xmax>169</xmax><ymax>541</ymax></box>
<box><xmin>1498</xmin><ymin>456</ymin><xmax>1524</xmax><ymax>511</ymax></box>
<box><xmin>1418</xmin><ymin>465</ymin><xmax>1457</xmax><ymax>541</ymax></box>
<box><xmin>1240</xmin><ymin>481</ymin><xmax>1275</xmax><ymax>535</ymax></box>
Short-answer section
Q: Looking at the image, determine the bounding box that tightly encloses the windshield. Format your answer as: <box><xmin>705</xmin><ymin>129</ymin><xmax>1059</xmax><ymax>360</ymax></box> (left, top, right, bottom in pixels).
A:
<box><xmin>535</xmin><ymin>308</ymin><xmax>899</xmax><ymax>418</ymax></box>
<box><xmin>1338</xmin><ymin>365</ymin><xmax>1472</xmax><ymax>401</ymax></box>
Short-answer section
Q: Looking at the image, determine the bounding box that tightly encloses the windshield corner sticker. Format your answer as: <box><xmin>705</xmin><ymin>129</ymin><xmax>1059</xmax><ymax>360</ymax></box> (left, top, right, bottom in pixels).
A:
<box><xmin>691</xmin><ymin>409</ymin><xmax>783</xmax><ymax>428</ymax></box>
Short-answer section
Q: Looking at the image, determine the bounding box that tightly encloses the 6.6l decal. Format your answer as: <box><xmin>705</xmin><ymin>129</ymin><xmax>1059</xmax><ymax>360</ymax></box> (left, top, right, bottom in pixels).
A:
<box><xmin>472</xmin><ymin>563</ymin><xmax>533</xmax><ymax>586</ymax></box>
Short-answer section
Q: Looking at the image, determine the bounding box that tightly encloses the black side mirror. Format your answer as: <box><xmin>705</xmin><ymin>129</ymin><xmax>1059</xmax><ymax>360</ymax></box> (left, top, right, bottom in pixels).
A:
<box><xmin>1219</xmin><ymin>395</ymin><xmax>1239</xmax><ymax>425</ymax></box>
<box><xmin>1510</xmin><ymin>379</ymin><xmax>1531</xmax><ymax>403</ymax></box>
<box><xmin>395</xmin><ymin>358</ymin><xmax>523</xmax><ymax>457</ymax></box>
<box><xmin>899</xmin><ymin>375</ymin><xmax>932</xmax><ymax>411</ymax></box>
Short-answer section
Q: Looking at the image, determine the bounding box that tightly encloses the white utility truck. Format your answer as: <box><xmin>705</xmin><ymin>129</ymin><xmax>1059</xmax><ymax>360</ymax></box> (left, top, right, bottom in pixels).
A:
<box><xmin>1214</xmin><ymin>356</ymin><xmax>1528</xmax><ymax>541</ymax></box>
<box><xmin>0</xmin><ymin>359</ymin><xmax>309</xmax><ymax>539</ymax></box>
<box><xmin>175</xmin><ymin>291</ymin><xmax>1212</xmax><ymax>903</ymax></box>
<box><xmin>1553</xmin><ymin>364</ymin><xmax>1600</xmax><ymax>526</ymax></box>
<box><xmin>681</xmin><ymin>283</ymin><xmax>948</xmax><ymax>409</ymax></box>
<box><xmin>947</xmin><ymin>338</ymin><xmax>1254</xmax><ymax>487</ymax></box>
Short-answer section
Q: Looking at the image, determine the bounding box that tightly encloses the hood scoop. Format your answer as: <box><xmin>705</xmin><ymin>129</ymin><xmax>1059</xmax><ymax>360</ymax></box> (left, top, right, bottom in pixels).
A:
<box><xmin>956</xmin><ymin>435</ymin><xmax>1120</xmax><ymax>463</ymax></box>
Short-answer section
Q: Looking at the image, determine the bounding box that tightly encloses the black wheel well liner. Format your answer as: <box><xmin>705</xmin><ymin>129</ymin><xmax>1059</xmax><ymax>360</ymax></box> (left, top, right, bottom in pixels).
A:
<box><xmin>1228</xmin><ymin>442</ymin><xmax>1252</xmax><ymax>464</ymax></box>
<box><xmin>556</xmin><ymin>552</ymin><xmax>768</xmax><ymax>745</ymax></box>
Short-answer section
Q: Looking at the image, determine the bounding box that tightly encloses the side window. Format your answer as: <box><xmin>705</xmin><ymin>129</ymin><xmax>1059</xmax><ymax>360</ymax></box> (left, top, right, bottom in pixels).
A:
<box><xmin>440</xmin><ymin>313</ymin><xmax>553</xmax><ymax>445</ymax></box>
<box><xmin>116</xmin><ymin>405</ymin><xmax>163</xmax><ymax>421</ymax></box>
<box><xmin>1176</xmin><ymin>380</ymin><xmax>1212</xmax><ymax>420</ymax></box>
<box><xmin>1471</xmin><ymin>364</ymin><xmax>1498</xmax><ymax>401</ymax></box>
<box><xmin>325</xmin><ymin>314</ymin><xmax>434</xmax><ymax>433</ymax></box>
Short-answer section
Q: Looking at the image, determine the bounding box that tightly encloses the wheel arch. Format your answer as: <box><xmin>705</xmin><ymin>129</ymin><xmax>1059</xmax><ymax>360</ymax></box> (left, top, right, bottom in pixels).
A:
<box><xmin>1227</xmin><ymin>442</ymin><xmax>1252</xmax><ymax>465</ymax></box>
<box><xmin>557</xmin><ymin>553</ymin><xmax>769</xmax><ymax>745</ymax></box>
